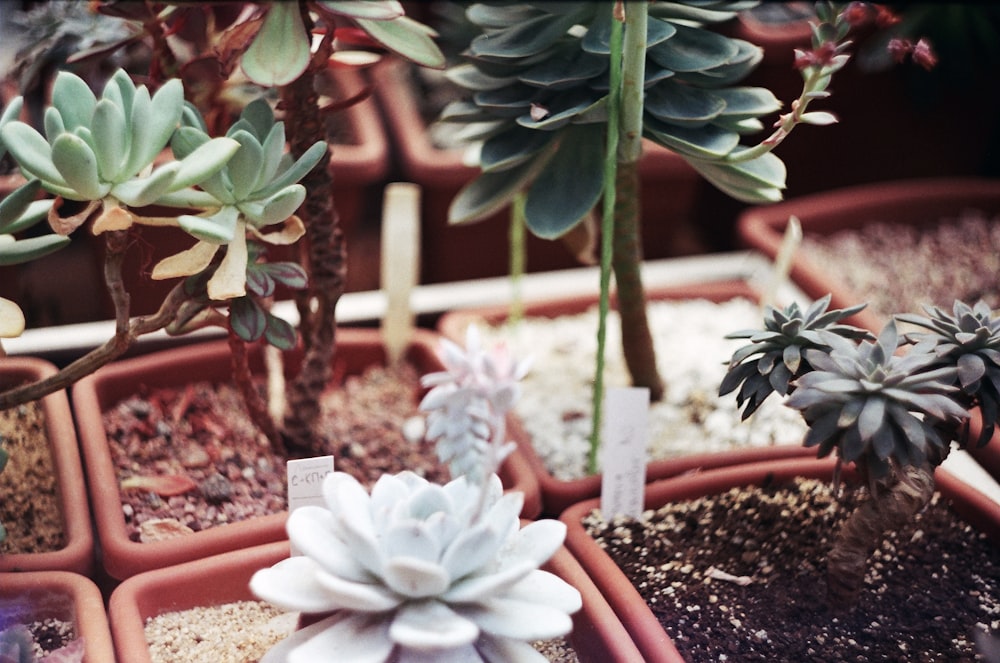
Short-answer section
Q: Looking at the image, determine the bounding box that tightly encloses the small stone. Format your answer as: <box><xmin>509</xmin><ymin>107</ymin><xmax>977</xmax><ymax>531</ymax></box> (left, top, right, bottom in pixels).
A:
<box><xmin>201</xmin><ymin>473</ymin><xmax>233</xmax><ymax>503</ymax></box>
<box><xmin>139</xmin><ymin>518</ymin><xmax>195</xmax><ymax>542</ymax></box>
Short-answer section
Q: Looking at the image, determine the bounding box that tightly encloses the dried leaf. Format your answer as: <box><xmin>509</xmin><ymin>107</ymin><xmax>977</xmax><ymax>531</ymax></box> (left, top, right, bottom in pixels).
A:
<box><xmin>121</xmin><ymin>474</ymin><xmax>197</xmax><ymax>497</ymax></box>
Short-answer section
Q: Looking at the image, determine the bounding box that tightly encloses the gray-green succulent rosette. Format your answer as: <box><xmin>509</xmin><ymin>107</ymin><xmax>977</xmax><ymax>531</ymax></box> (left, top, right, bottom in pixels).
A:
<box><xmin>439</xmin><ymin>1</ymin><xmax>825</xmax><ymax>238</ymax></box>
<box><xmin>250</xmin><ymin>471</ymin><xmax>580</xmax><ymax>662</ymax></box>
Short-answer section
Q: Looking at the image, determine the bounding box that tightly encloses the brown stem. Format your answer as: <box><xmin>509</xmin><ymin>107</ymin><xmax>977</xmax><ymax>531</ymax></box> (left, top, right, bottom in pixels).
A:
<box><xmin>0</xmin><ymin>230</ymin><xmax>189</xmax><ymax>409</ymax></box>
<box><xmin>227</xmin><ymin>333</ymin><xmax>283</xmax><ymax>451</ymax></box>
<box><xmin>278</xmin><ymin>2</ymin><xmax>344</xmax><ymax>455</ymax></box>
<box><xmin>826</xmin><ymin>463</ymin><xmax>936</xmax><ymax>610</ymax></box>
<box><xmin>612</xmin><ymin>159</ymin><xmax>664</xmax><ymax>402</ymax></box>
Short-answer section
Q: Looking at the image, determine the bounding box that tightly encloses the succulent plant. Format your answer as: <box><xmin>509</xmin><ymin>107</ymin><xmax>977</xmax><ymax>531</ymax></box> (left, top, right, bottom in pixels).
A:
<box><xmin>250</xmin><ymin>471</ymin><xmax>580</xmax><ymax>663</ymax></box>
<box><xmin>0</xmin><ymin>69</ymin><xmax>239</xmax><ymax>235</ymax></box>
<box><xmin>0</xmin><ymin>622</ymin><xmax>83</xmax><ymax>662</ymax></box>
<box><xmin>419</xmin><ymin>325</ymin><xmax>531</xmax><ymax>483</ymax></box>
<box><xmin>150</xmin><ymin>97</ymin><xmax>326</xmax><ymax>301</ymax></box>
<box><xmin>719</xmin><ymin>294</ymin><xmax>873</xmax><ymax>419</ymax></box>
<box><xmin>897</xmin><ymin>299</ymin><xmax>1000</xmax><ymax>447</ymax></box>
<box><xmin>785</xmin><ymin>321</ymin><xmax>966</xmax><ymax>478</ymax></box>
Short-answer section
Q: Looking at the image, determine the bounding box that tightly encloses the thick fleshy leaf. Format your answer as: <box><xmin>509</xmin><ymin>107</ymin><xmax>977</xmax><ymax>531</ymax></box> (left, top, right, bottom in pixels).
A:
<box><xmin>319</xmin><ymin>0</ymin><xmax>403</xmax><ymax>20</ymax></box>
<box><xmin>645</xmin><ymin>80</ymin><xmax>725</xmax><ymax>127</ymax></box>
<box><xmin>389</xmin><ymin>600</ymin><xmax>479</xmax><ymax>650</ymax></box>
<box><xmin>0</xmin><ymin>233</ymin><xmax>71</xmax><ymax>266</ymax></box>
<box><xmin>448</xmin><ymin>150</ymin><xmax>553</xmax><ymax>225</ymax></box>
<box><xmin>133</xmin><ymin>78</ymin><xmax>184</xmax><ymax>176</ymax></box>
<box><xmin>519</xmin><ymin>48</ymin><xmax>605</xmax><ymax>90</ymax></box>
<box><xmin>446</xmin><ymin>64</ymin><xmax>518</xmax><ymax>92</ymax></box>
<box><xmin>314</xmin><ymin>570</ymin><xmax>404</xmax><ymax>612</ymax></box>
<box><xmin>250</xmin><ymin>556</ymin><xmax>345</xmax><ymax>613</ymax></box>
<box><xmin>237</xmin><ymin>184</ymin><xmax>306</xmax><ymax>227</ymax></box>
<box><xmin>645</xmin><ymin>119</ymin><xmax>740</xmax><ymax>160</ymax></box>
<box><xmin>524</xmin><ymin>125</ymin><xmax>604</xmax><ymax>239</ymax></box>
<box><xmin>0</xmin><ymin>180</ymin><xmax>43</xmax><ymax>231</ymax></box>
<box><xmin>440</xmin><ymin>524</ymin><xmax>505</xmax><ymax>582</ymax></box>
<box><xmin>284</xmin><ymin>613</ymin><xmax>394</xmax><ymax>663</ymax></box>
<box><xmin>0</xmin><ymin>297</ymin><xmax>25</xmax><ymax>337</ymax></box>
<box><xmin>3</xmin><ymin>122</ymin><xmax>69</xmax><ymax>187</ymax></box>
<box><xmin>255</xmin><ymin>141</ymin><xmax>327</xmax><ymax>199</ymax></box>
<box><xmin>687</xmin><ymin>156</ymin><xmax>785</xmax><ymax>204</ymax></box>
<box><xmin>226</xmin><ymin>130</ymin><xmax>265</xmax><ymax>201</ymax></box>
<box><xmin>469</xmin><ymin>12</ymin><xmax>578</xmax><ymax>59</ymax></box>
<box><xmin>356</xmin><ymin>16</ymin><xmax>446</xmax><ymax>69</ymax></box>
<box><xmin>442</xmin><ymin>560</ymin><xmax>535</xmax><ymax>604</ymax></box>
<box><xmin>111</xmin><ymin>163</ymin><xmax>181</xmax><ymax>207</ymax></box>
<box><xmin>714</xmin><ymin>87</ymin><xmax>782</xmax><ymax>120</ymax></box>
<box><xmin>51</xmin><ymin>71</ymin><xmax>97</xmax><ymax>132</ymax></box>
<box><xmin>647</xmin><ymin>22</ymin><xmax>740</xmax><ymax>72</ymax></box>
<box><xmin>286</xmin><ymin>506</ymin><xmax>371</xmax><ymax>582</ymax></box>
<box><xmin>51</xmin><ymin>133</ymin><xmax>107</xmax><ymax>200</ymax></box>
<box><xmin>958</xmin><ymin>353</ymin><xmax>987</xmax><ymax>390</ymax></box>
<box><xmin>172</xmin><ymin>137</ymin><xmax>242</xmax><ymax>190</ymax></box>
<box><xmin>504</xmin><ymin>569</ymin><xmax>582</xmax><ymax>614</ymax></box>
<box><xmin>91</xmin><ymin>99</ymin><xmax>128</xmax><ymax>181</ymax></box>
<box><xmin>207</xmin><ymin>229</ymin><xmax>249</xmax><ymax>300</ymax></box>
<box><xmin>151</xmin><ymin>240</ymin><xmax>218</xmax><ymax>281</ymax></box>
<box><xmin>480</xmin><ymin>128</ymin><xmax>555</xmax><ymax>172</ymax></box>
<box><xmin>458</xmin><ymin>597</ymin><xmax>574</xmax><ymax>640</ymax></box>
<box><xmin>178</xmin><ymin>206</ymin><xmax>240</xmax><ymax>244</ymax></box>
<box><xmin>254</xmin><ymin>123</ymin><xmax>287</xmax><ymax>193</ymax></box>
<box><xmin>241</xmin><ymin>3</ymin><xmax>311</xmax><ymax>86</ymax></box>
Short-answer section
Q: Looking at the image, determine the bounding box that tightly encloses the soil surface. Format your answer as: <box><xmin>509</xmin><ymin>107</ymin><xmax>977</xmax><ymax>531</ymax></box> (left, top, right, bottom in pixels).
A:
<box><xmin>0</xmin><ymin>400</ymin><xmax>64</xmax><ymax>554</ymax></box>
<box><xmin>585</xmin><ymin>476</ymin><xmax>1000</xmax><ymax>662</ymax></box>
<box><xmin>802</xmin><ymin>210</ymin><xmax>1000</xmax><ymax>322</ymax></box>
<box><xmin>103</xmin><ymin>362</ymin><xmax>451</xmax><ymax>542</ymax></box>
<box><xmin>144</xmin><ymin>600</ymin><xmax>579</xmax><ymax>663</ymax></box>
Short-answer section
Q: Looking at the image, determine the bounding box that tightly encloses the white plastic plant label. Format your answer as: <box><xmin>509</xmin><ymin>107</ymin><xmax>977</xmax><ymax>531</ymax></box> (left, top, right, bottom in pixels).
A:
<box><xmin>287</xmin><ymin>455</ymin><xmax>334</xmax><ymax>555</ymax></box>
<box><xmin>600</xmin><ymin>387</ymin><xmax>649</xmax><ymax>519</ymax></box>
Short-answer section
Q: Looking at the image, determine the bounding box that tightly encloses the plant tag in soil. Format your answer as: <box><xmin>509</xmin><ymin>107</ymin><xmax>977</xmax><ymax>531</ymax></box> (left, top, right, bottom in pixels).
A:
<box><xmin>287</xmin><ymin>455</ymin><xmax>334</xmax><ymax>555</ymax></box>
<box><xmin>600</xmin><ymin>387</ymin><xmax>649</xmax><ymax>519</ymax></box>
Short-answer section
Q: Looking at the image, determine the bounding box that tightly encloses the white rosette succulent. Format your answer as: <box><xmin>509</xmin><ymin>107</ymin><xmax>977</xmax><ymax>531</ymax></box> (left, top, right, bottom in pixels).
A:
<box><xmin>250</xmin><ymin>470</ymin><xmax>581</xmax><ymax>663</ymax></box>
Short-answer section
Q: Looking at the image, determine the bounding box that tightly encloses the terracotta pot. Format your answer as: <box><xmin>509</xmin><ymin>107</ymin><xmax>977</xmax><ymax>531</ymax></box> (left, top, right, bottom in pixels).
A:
<box><xmin>438</xmin><ymin>279</ymin><xmax>816</xmax><ymax>517</ymax></box>
<box><xmin>73</xmin><ymin>328</ymin><xmax>540</xmax><ymax>580</ymax></box>
<box><xmin>371</xmin><ymin>57</ymin><xmax>704</xmax><ymax>285</ymax></box>
<box><xmin>560</xmin><ymin>456</ymin><xmax>1000</xmax><ymax>662</ymax></box>
<box><xmin>0</xmin><ymin>570</ymin><xmax>116</xmax><ymax>662</ymax></box>
<box><xmin>737</xmin><ymin>177</ymin><xmax>1000</xmax><ymax>333</ymax></box>
<box><xmin>0</xmin><ymin>357</ymin><xmax>94</xmax><ymax>575</ymax></box>
<box><xmin>109</xmin><ymin>536</ymin><xmax>642</xmax><ymax>663</ymax></box>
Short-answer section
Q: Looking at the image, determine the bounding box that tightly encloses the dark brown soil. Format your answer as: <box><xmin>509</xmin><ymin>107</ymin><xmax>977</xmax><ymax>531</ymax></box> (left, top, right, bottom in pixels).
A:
<box><xmin>585</xmin><ymin>477</ymin><xmax>1000</xmax><ymax>662</ymax></box>
<box><xmin>103</xmin><ymin>363</ymin><xmax>450</xmax><ymax>542</ymax></box>
<box><xmin>0</xmin><ymin>401</ymin><xmax>64</xmax><ymax>554</ymax></box>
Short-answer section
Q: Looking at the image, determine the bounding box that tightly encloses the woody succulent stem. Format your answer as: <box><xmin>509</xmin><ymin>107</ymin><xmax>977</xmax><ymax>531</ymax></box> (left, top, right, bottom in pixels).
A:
<box><xmin>827</xmin><ymin>463</ymin><xmax>936</xmax><ymax>610</ymax></box>
<box><xmin>278</xmin><ymin>2</ymin><xmax>343</xmax><ymax>457</ymax></box>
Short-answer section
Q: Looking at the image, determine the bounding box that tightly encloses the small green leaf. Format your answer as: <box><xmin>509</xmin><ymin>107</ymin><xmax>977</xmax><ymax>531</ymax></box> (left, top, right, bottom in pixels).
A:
<box><xmin>254</xmin><ymin>123</ymin><xmax>286</xmax><ymax>193</ymax></box>
<box><xmin>246</xmin><ymin>268</ymin><xmax>276</xmax><ymax>298</ymax></box>
<box><xmin>647</xmin><ymin>22</ymin><xmax>740</xmax><ymax>73</ymax></box>
<box><xmin>264</xmin><ymin>261</ymin><xmax>308</xmax><ymax>290</ymax></box>
<box><xmin>798</xmin><ymin>111</ymin><xmax>838</xmax><ymax>126</ymax></box>
<box><xmin>645</xmin><ymin>119</ymin><xmax>740</xmax><ymax>160</ymax></box>
<box><xmin>448</xmin><ymin>146</ymin><xmax>555</xmax><ymax>225</ymax></box>
<box><xmin>264</xmin><ymin>313</ymin><xmax>297</xmax><ymax>350</ymax></box>
<box><xmin>230</xmin><ymin>296</ymin><xmax>267</xmax><ymax>342</ymax></box>
<box><xmin>241</xmin><ymin>3</ymin><xmax>311</xmax><ymax>86</ymax></box>
<box><xmin>0</xmin><ymin>180</ymin><xmax>43</xmax><ymax>231</ymax></box>
<box><xmin>51</xmin><ymin>133</ymin><xmax>108</xmax><ymax>200</ymax></box>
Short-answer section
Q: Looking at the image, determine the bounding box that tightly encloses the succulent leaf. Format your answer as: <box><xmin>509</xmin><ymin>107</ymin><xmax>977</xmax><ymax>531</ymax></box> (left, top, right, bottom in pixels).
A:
<box><xmin>240</xmin><ymin>2</ymin><xmax>311</xmax><ymax>86</ymax></box>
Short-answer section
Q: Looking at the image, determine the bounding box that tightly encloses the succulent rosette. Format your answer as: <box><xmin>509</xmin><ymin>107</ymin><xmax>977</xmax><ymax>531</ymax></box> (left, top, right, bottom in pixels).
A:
<box><xmin>250</xmin><ymin>470</ymin><xmax>581</xmax><ymax>663</ymax></box>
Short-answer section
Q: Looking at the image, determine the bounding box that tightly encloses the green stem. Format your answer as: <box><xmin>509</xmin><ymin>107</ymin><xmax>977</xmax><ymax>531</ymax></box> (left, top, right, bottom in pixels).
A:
<box><xmin>612</xmin><ymin>1</ymin><xmax>664</xmax><ymax>402</ymax></box>
<box><xmin>588</xmin><ymin>4</ymin><xmax>624</xmax><ymax>475</ymax></box>
<box><xmin>508</xmin><ymin>192</ymin><xmax>527</xmax><ymax>326</ymax></box>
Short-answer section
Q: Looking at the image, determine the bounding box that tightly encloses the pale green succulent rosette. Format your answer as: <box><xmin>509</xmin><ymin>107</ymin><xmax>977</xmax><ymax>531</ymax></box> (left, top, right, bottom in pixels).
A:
<box><xmin>0</xmin><ymin>69</ymin><xmax>240</xmax><ymax>235</ymax></box>
<box><xmin>251</xmin><ymin>471</ymin><xmax>580</xmax><ymax>663</ymax></box>
<box><xmin>151</xmin><ymin>98</ymin><xmax>326</xmax><ymax>301</ymax></box>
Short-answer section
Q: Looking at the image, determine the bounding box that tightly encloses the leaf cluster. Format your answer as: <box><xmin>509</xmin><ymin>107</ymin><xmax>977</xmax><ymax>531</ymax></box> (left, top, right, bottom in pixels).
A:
<box><xmin>441</xmin><ymin>1</ymin><xmax>792</xmax><ymax>239</ymax></box>
<box><xmin>720</xmin><ymin>294</ymin><xmax>872</xmax><ymax>418</ymax></box>
<box><xmin>898</xmin><ymin>300</ymin><xmax>1000</xmax><ymax>446</ymax></box>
